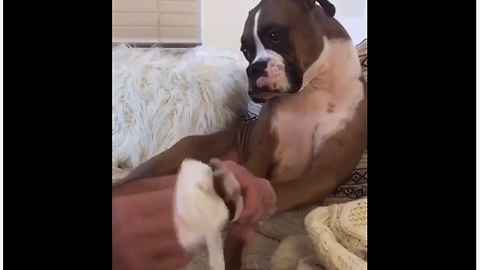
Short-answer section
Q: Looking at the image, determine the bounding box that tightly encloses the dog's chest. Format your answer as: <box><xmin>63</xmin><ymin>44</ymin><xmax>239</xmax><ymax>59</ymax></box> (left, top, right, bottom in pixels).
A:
<box><xmin>269</xmin><ymin>113</ymin><xmax>320</xmax><ymax>183</ymax></box>
<box><xmin>269</xmin><ymin>91</ymin><xmax>358</xmax><ymax>183</ymax></box>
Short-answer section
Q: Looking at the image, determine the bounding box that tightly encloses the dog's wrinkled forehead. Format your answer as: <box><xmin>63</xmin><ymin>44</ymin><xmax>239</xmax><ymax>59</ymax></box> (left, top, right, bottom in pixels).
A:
<box><xmin>241</xmin><ymin>0</ymin><xmax>296</xmax><ymax>63</ymax></box>
<box><xmin>241</xmin><ymin>0</ymin><xmax>329</xmax><ymax>65</ymax></box>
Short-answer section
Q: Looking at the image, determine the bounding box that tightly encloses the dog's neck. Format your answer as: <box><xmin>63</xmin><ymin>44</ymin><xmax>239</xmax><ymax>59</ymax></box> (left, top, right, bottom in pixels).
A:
<box><xmin>300</xmin><ymin>37</ymin><xmax>362</xmax><ymax>98</ymax></box>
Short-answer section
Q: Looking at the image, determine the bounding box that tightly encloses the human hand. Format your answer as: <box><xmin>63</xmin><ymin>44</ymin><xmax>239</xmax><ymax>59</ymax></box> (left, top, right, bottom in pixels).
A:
<box><xmin>112</xmin><ymin>189</ymin><xmax>193</xmax><ymax>270</ymax></box>
<box><xmin>221</xmin><ymin>160</ymin><xmax>276</xmax><ymax>243</ymax></box>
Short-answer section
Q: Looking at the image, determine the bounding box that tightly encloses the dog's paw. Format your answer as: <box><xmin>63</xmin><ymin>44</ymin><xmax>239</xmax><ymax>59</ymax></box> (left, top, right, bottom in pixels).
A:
<box><xmin>209</xmin><ymin>158</ymin><xmax>244</xmax><ymax>222</ymax></box>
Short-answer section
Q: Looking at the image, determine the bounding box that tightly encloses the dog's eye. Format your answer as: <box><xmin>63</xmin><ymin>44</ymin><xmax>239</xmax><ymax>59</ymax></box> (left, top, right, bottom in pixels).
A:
<box><xmin>268</xmin><ymin>30</ymin><xmax>282</xmax><ymax>44</ymax></box>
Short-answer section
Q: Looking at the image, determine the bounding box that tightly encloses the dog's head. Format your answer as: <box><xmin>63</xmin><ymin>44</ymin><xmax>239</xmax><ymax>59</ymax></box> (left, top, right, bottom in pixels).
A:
<box><xmin>241</xmin><ymin>0</ymin><xmax>346</xmax><ymax>103</ymax></box>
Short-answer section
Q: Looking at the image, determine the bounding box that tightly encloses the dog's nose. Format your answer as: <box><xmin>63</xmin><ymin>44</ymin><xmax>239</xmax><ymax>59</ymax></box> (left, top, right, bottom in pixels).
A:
<box><xmin>246</xmin><ymin>61</ymin><xmax>268</xmax><ymax>79</ymax></box>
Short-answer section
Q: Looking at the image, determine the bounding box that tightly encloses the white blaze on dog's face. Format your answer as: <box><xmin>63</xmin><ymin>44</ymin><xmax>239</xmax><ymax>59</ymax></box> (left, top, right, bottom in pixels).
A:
<box><xmin>250</xmin><ymin>10</ymin><xmax>291</xmax><ymax>94</ymax></box>
<box><xmin>240</xmin><ymin>0</ymin><xmax>347</xmax><ymax>103</ymax></box>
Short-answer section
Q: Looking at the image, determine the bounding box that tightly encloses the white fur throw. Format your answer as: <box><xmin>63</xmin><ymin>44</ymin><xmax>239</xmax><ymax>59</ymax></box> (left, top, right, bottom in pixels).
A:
<box><xmin>112</xmin><ymin>45</ymin><xmax>249</xmax><ymax>170</ymax></box>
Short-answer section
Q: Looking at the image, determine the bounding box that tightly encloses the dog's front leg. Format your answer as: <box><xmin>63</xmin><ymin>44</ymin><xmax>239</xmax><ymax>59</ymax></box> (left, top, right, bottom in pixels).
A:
<box><xmin>224</xmin><ymin>105</ymin><xmax>277</xmax><ymax>270</ymax></box>
<box><xmin>243</xmin><ymin>130</ymin><xmax>276</xmax><ymax>179</ymax></box>
<box><xmin>223</xmin><ymin>146</ymin><xmax>275</xmax><ymax>270</ymax></box>
<box><xmin>243</xmin><ymin>102</ymin><xmax>278</xmax><ymax>178</ymax></box>
<box><xmin>270</xmin><ymin>141</ymin><xmax>343</xmax><ymax>213</ymax></box>
<box><xmin>118</xmin><ymin>128</ymin><xmax>240</xmax><ymax>185</ymax></box>
<box><xmin>223</xmin><ymin>232</ymin><xmax>245</xmax><ymax>270</ymax></box>
<box><xmin>273</xmin><ymin>170</ymin><xmax>338</xmax><ymax>213</ymax></box>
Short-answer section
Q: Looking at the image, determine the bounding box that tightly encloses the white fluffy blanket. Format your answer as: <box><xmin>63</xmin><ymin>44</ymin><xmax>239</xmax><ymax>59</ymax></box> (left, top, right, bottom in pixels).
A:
<box><xmin>112</xmin><ymin>45</ymin><xmax>249</xmax><ymax>170</ymax></box>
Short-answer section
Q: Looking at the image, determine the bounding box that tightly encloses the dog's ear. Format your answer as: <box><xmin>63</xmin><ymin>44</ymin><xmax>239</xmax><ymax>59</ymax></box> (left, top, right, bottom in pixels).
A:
<box><xmin>317</xmin><ymin>0</ymin><xmax>336</xmax><ymax>17</ymax></box>
<box><xmin>301</xmin><ymin>0</ymin><xmax>336</xmax><ymax>17</ymax></box>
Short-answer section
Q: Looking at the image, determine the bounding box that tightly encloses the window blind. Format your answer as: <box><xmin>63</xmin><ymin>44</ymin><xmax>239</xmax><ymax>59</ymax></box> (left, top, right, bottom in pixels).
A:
<box><xmin>112</xmin><ymin>0</ymin><xmax>201</xmax><ymax>45</ymax></box>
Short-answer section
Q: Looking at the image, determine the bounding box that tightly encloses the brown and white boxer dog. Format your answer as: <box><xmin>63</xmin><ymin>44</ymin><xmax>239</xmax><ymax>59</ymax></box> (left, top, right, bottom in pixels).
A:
<box><xmin>113</xmin><ymin>0</ymin><xmax>367</xmax><ymax>268</ymax></box>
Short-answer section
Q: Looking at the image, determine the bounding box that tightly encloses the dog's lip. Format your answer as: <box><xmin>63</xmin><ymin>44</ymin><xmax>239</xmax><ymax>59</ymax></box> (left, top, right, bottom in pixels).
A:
<box><xmin>248</xmin><ymin>85</ymin><xmax>280</xmax><ymax>94</ymax></box>
<box><xmin>250</xmin><ymin>91</ymin><xmax>278</xmax><ymax>99</ymax></box>
<box><xmin>248</xmin><ymin>90</ymin><xmax>283</xmax><ymax>103</ymax></box>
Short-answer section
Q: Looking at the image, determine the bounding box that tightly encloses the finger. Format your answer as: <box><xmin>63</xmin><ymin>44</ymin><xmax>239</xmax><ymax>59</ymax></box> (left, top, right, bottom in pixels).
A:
<box><xmin>243</xmin><ymin>179</ymin><xmax>277</xmax><ymax>225</ymax></box>
<box><xmin>249</xmin><ymin>179</ymin><xmax>276</xmax><ymax>226</ymax></box>
<box><xmin>220</xmin><ymin>162</ymin><xmax>270</xmax><ymax>224</ymax></box>
<box><xmin>248</xmin><ymin>205</ymin><xmax>267</xmax><ymax>226</ymax></box>
<box><xmin>258</xmin><ymin>179</ymin><xmax>277</xmax><ymax>218</ymax></box>
<box><xmin>222</xmin><ymin>159</ymin><xmax>239</xmax><ymax>168</ymax></box>
<box><xmin>222</xmin><ymin>160</ymin><xmax>249</xmax><ymax>177</ymax></box>
<box><xmin>258</xmin><ymin>178</ymin><xmax>276</xmax><ymax>207</ymax></box>
<box><xmin>238</xmin><ymin>186</ymin><xmax>262</xmax><ymax>224</ymax></box>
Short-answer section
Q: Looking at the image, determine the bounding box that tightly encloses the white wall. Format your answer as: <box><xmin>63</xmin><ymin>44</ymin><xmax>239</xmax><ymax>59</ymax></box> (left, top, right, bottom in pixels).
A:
<box><xmin>201</xmin><ymin>0</ymin><xmax>367</xmax><ymax>64</ymax></box>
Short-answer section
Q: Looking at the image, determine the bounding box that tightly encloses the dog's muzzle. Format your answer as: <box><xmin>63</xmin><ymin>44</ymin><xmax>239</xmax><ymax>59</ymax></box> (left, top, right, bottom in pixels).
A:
<box><xmin>247</xmin><ymin>60</ymin><xmax>269</xmax><ymax>81</ymax></box>
<box><xmin>247</xmin><ymin>58</ymin><xmax>290</xmax><ymax>96</ymax></box>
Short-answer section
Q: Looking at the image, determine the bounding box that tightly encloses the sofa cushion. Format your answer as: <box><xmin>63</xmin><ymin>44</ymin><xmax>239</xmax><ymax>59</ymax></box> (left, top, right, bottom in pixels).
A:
<box><xmin>357</xmin><ymin>38</ymin><xmax>367</xmax><ymax>81</ymax></box>
<box><xmin>325</xmin><ymin>38</ymin><xmax>368</xmax><ymax>204</ymax></box>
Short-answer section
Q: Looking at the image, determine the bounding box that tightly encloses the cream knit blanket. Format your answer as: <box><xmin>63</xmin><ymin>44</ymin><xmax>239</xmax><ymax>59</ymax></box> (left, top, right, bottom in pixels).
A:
<box><xmin>270</xmin><ymin>198</ymin><xmax>367</xmax><ymax>270</ymax></box>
